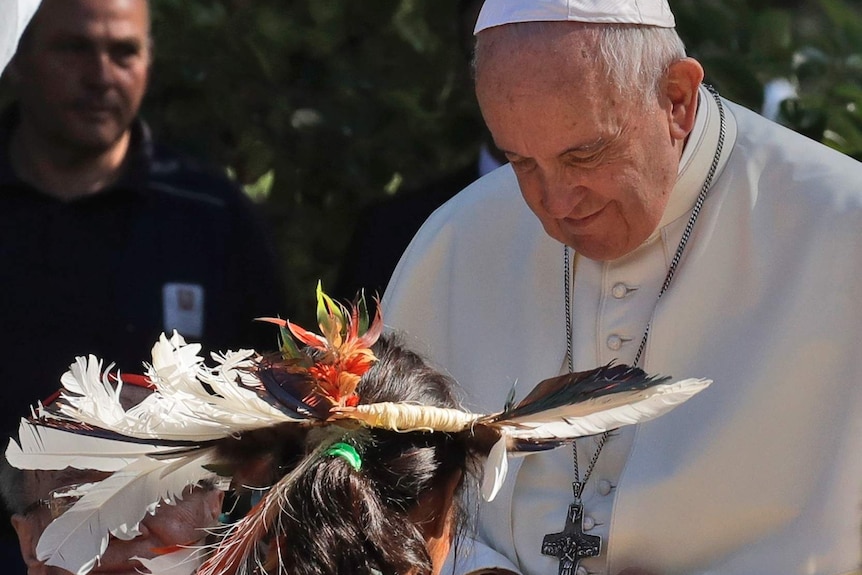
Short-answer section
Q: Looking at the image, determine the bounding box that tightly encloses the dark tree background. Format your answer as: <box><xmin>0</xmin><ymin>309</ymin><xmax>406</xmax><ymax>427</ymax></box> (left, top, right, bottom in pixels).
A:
<box><xmin>144</xmin><ymin>0</ymin><xmax>483</xmax><ymax>324</ymax></box>
<box><xmin>673</xmin><ymin>0</ymin><xmax>862</xmax><ymax>153</ymax></box>
<box><xmin>8</xmin><ymin>0</ymin><xmax>861</xmax><ymax>325</ymax></box>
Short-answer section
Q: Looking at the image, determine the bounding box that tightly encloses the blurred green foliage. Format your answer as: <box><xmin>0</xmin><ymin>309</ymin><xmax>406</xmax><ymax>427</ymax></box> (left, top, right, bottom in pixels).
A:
<box><xmin>673</xmin><ymin>0</ymin><xmax>862</xmax><ymax>157</ymax></box>
<box><xmin>144</xmin><ymin>0</ymin><xmax>481</xmax><ymax>322</ymax></box>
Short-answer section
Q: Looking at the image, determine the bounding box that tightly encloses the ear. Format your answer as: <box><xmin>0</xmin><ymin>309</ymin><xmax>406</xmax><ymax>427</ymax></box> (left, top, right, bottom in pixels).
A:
<box><xmin>11</xmin><ymin>514</ymin><xmax>47</xmax><ymax>574</ymax></box>
<box><xmin>662</xmin><ymin>57</ymin><xmax>704</xmax><ymax>141</ymax></box>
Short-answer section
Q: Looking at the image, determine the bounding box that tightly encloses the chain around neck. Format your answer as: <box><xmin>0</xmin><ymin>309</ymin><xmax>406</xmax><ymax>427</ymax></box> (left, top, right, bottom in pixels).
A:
<box><xmin>565</xmin><ymin>84</ymin><xmax>727</xmax><ymax>486</ymax></box>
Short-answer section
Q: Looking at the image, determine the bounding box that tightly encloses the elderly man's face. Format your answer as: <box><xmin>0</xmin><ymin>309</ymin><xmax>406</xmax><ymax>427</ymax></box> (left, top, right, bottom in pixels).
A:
<box><xmin>12</xmin><ymin>469</ymin><xmax>223</xmax><ymax>575</ymax></box>
<box><xmin>475</xmin><ymin>24</ymin><xmax>699</xmax><ymax>261</ymax></box>
<box><xmin>10</xmin><ymin>0</ymin><xmax>151</xmax><ymax>154</ymax></box>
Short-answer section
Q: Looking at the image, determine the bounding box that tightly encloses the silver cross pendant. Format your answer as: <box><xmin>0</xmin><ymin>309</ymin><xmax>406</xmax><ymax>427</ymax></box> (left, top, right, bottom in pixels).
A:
<box><xmin>541</xmin><ymin>482</ymin><xmax>601</xmax><ymax>575</ymax></box>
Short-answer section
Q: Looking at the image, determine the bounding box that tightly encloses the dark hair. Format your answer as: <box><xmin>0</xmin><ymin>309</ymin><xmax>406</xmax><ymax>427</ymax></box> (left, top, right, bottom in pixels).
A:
<box><xmin>258</xmin><ymin>334</ymin><xmax>476</xmax><ymax>575</ymax></box>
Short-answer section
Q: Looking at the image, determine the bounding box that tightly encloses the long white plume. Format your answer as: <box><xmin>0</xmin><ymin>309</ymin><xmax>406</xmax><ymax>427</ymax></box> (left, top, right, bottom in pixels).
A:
<box><xmin>499</xmin><ymin>378</ymin><xmax>711</xmax><ymax>440</ymax></box>
<box><xmin>36</xmin><ymin>448</ymin><xmax>217</xmax><ymax>575</ymax></box>
<box><xmin>5</xmin><ymin>419</ymin><xmax>176</xmax><ymax>471</ymax></box>
<box><xmin>480</xmin><ymin>378</ymin><xmax>711</xmax><ymax>501</ymax></box>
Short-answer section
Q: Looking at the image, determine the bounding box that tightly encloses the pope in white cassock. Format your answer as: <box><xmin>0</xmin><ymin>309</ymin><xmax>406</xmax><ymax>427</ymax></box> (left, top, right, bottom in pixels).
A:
<box><xmin>383</xmin><ymin>1</ymin><xmax>862</xmax><ymax>574</ymax></box>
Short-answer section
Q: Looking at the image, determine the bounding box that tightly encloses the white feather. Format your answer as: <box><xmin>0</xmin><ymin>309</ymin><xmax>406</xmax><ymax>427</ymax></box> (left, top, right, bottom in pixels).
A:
<box><xmin>59</xmin><ymin>356</ymin><xmax>126</xmax><ymax>423</ymax></box>
<box><xmin>500</xmin><ymin>378</ymin><xmax>711</xmax><ymax>441</ymax></box>
<box><xmin>134</xmin><ymin>545</ymin><xmax>208</xmax><ymax>575</ymax></box>
<box><xmin>36</xmin><ymin>448</ymin><xmax>217</xmax><ymax>575</ymax></box>
<box><xmin>481</xmin><ymin>436</ymin><xmax>509</xmax><ymax>502</ymax></box>
<box><xmin>147</xmin><ymin>331</ymin><xmax>205</xmax><ymax>394</ymax></box>
<box><xmin>476</xmin><ymin>379</ymin><xmax>710</xmax><ymax>502</ymax></box>
<box><xmin>54</xmin><ymin>341</ymin><xmax>304</xmax><ymax>442</ymax></box>
<box><xmin>4</xmin><ymin>419</ymin><xmax>176</xmax><ymax>471</ymax></box>
<box><xmin>199</xmin><ymin>349</ymin><xmax>297</xmax><ymax>418</ymax></box>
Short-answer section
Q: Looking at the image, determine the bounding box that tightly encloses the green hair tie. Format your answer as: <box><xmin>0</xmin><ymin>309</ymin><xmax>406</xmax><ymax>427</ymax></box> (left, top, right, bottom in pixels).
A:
<box><xmin>325</xmin><ymin>442</ymin><xmax>362</xmax><ymax>471</ymax></box>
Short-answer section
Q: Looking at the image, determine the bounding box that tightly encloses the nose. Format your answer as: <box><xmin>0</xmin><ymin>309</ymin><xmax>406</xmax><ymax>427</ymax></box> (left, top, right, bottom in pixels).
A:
<box><xmin>83</xmin><ymin>51</ymin><xmax>114</xmax><ymax>88</ymax></box>
<box><xmin>539</xmin><ymin>169</ymin><xmax>585</xmax><ymax>219</ymax></box>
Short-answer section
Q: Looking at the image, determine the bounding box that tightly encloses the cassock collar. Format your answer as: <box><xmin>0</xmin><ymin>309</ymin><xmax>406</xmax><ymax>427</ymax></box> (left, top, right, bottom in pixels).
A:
<box><xmin>656</xmin><ymin>84</ymin><xmax>738</xmax><ymax>230</ymax></box>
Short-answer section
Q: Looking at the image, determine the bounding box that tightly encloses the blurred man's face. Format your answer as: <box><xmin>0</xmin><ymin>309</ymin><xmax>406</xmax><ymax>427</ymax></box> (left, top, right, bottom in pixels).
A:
<box><xmin>12</xmin><ymin>469</ymin><xmax>223</xmax><ymax>575</ymax></box>
<box><xmin>10</xmin><ymin>0</ymin><xmax>151</xmax><ymax>154</ymax></box>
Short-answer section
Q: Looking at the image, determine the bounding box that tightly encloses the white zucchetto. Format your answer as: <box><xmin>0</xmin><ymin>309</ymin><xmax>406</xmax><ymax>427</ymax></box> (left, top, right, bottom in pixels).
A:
<box><xmin>475</xmin><ymin>0</ymin><xmax>676</xmax><ymax>33</ymax></box>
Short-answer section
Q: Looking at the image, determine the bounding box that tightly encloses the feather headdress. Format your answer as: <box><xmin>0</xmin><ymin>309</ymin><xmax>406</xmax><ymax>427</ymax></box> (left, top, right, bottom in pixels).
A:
<box><xmin>5</xmin><ymin>284</ymin><xmax>711</xmax><ymax>575</ymax></box>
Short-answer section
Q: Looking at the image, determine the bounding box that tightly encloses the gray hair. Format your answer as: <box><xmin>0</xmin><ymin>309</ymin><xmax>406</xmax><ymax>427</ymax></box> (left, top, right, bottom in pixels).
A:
<box><xmin>474</xmin><ymin>22</ymin><xmax>687</xmax><ymax>104</ymax></box>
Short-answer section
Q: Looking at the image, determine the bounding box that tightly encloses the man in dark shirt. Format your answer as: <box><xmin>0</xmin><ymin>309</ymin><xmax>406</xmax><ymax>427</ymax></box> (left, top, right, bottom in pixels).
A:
<box><xmin>0</xmin><ymin>0</ymin><xmax>286</xmax><ymax>436</ymax></box>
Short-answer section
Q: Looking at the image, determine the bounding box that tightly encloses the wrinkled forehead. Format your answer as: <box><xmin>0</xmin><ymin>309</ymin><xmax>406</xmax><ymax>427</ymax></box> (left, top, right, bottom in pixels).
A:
<box><xmin>474</xmin><ymin>21</ymin><xmax>603</xmax><ymax>95</ymax></box>
<box><xmin>475</xmin><ymin>21</ymin><xmax>597</xmax><ymax>73</ymax></box>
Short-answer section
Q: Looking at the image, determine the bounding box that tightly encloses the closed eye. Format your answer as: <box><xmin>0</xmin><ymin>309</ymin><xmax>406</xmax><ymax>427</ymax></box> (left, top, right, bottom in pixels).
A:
<box><xmin>563</xmin><ymin>151</ymin><xmax>603</xmax><ymax>166</ymax></box>
<box><xmin>562</xmin><ymin>138</ymin><xmax>608</xmax><ymax>166</ymax></box>
<box><xmin>506</xmin><ymin>155</ymin><xmax>536</xmax><ymax>173</ymax></box>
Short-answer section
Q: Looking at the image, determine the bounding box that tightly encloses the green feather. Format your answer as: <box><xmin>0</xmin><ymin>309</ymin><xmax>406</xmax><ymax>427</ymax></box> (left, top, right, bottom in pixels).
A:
<box><xmin>357</xmin><ymin>290</ymin><xmax>370</xmax><ymax>336</ymax></box>
<box><xmin>315</xmin><ymin>281</ymin><xmax>344</xmax><ymax>338</ymax></box>
<box><xmin>279</xmin><ymin>325</ymin><xmax>301</xmax><ymax>360</ymax></box>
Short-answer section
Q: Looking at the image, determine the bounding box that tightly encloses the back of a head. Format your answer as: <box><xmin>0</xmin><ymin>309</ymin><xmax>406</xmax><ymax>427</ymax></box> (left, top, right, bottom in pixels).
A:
<box><xmin>5</xmin><ymin>289</ymin><xmax>713</xmax><ymax>575</ymax></box>
<box><xmin>270</xmin><ymin>335</ymin><xmax>475</xmax><ymax>575</ymax></box>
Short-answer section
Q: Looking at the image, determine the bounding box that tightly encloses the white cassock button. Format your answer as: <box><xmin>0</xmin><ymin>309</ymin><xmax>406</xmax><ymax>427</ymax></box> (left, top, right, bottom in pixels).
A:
<box><xmin>582</xmin><ymin>516</ymin><xmax>595</xmax><ymax>531</ymax></box>
<box><xmin>606</xmin><ymin>335</ymin><xmax>623</xmax><ymax>351</ymax></box>
<box><xmin>611</xmin><ymin>283</ymin><xmax>628</xmax><ymax>299</ymax></box>
<box><xmin>597</xmin><ymin>479</ymin><xmax>613</xmax><ymax>496</ymax></box>
<box><xmin>576</xmin><ymin>566</ymin><xmax>588</xmax><ymax>575</ymax></box>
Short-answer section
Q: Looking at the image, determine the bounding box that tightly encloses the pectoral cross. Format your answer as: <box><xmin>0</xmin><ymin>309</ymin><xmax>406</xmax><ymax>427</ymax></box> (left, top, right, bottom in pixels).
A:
<box><xmin>541</xmin><ymin>482</ymin><xmax>601</xmax><ymax>575</ymax></box>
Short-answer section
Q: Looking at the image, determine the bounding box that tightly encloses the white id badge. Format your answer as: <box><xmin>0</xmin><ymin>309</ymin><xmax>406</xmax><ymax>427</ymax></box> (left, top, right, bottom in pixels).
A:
<box><xmin>162</xmin><ymin>283</ymin><xmax>205</xmax><ymax>338</ymax></box>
